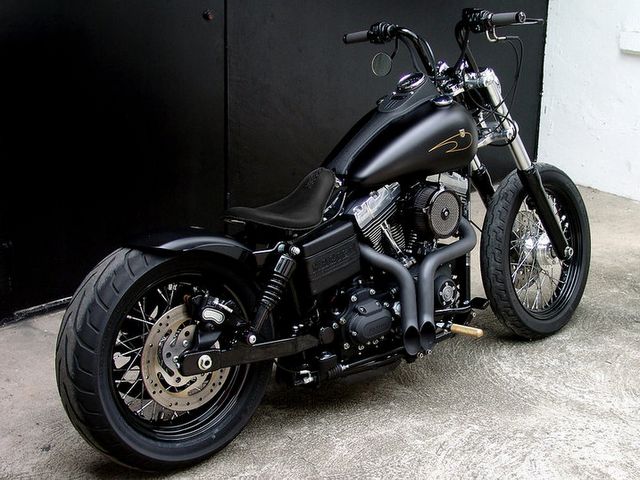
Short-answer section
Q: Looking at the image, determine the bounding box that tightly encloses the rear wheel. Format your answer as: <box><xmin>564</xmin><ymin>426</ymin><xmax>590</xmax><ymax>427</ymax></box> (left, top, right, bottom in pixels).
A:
<box><xmin>480</xmin><ymin>164</ymin><xmax>590</xmax><ymax>338</ymax></box>
<box><xmin>55</xmin><ymin>249</ymin><xmax>272</xmax><ymax>470</ymax></box>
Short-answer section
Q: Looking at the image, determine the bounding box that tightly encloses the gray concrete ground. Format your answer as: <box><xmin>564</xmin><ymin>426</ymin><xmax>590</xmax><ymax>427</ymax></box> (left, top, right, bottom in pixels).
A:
<box><xmin>1</xmin><ymin>186</ymin><xmax>639</xmax><ymax>480</ymax></box>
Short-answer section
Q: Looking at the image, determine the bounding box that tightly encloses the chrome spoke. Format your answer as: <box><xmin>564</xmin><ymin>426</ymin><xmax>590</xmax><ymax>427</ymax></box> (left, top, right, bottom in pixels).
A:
<box><xmin>123</xmin><ymin>377</ymin><xmax>142</xmax><ymax>399</ymax></box>
<box><xmin>119</xmin><ymin>346</ymin><xmax>143</xmax><ymax>356</ymax></box>
<box><xmin>137</xmin><ymin>301</ymin><xmax>148</xmax><ymax>321</ymax></box>
<box><xmin>167</xmin><ymin>284</ymin><xmax>176</xmax><ymax>312</ymax></box>
<box><xmin>126</xmin><ymin>314</ymin><xmax>154</xmax><ymax>326</ymax></box>
<box><xmin>116</xmin><ymin>333</ymin><xmax>145</xmax><ymax>348</ymax></box>
<box><xmin>510</xmin><ymin>193</ymin><xmax>573</xmax><ymax>313</ymax></box>
<box><xmin>111</xmin><ymin>277</ymin><xmax>238</xmax><ymax>434</ymax></box>
<box><xmin>157</xmin><ymin>288</ymin><xmax>169</xmax><ymax>305</ymax></box>
<box><xmin>135</xmin><ymin>400</ymin><xmax>154</xmax><ymax>415</ymax></box>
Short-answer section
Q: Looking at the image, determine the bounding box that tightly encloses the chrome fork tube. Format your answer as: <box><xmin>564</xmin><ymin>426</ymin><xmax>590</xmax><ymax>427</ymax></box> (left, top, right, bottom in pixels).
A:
<box><xmin>482</xmin><ymin>70</ymin><xmax>532</xmax><ymax>171</ymax></box>
<box><xmin>476</xmin><ymin>69</ymin><xmax>570</xmax><ymax>260</ymax></box>
<box><xmin>470</xmin><ymin>155</ymin><xmax>482</xmax><ymax>171</ymax></box>
<box><xmin>507</xmin><ymin>135</ymin><xmax>533</xmax><ymax>171</ymax></box>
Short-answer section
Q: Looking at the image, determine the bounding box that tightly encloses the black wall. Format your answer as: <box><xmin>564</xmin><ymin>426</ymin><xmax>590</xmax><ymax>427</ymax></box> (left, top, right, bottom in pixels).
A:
<box><xmin>0</xmin><ymin>0</ymin><xmax>226</xmax><ymax>314</ymax></box>
<box><xmin>228</xmin><ymin>0</ymin><xmax>548</xmax><ymax>207</ymax></box>
<box><xmin>0</xmin><ymin>1</ymin><xmax>548</xmax><ymax>317</ymax></box>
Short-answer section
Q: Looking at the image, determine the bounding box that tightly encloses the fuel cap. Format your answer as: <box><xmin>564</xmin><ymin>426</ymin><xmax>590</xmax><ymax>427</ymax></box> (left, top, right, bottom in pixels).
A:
<box><xmin>396</xmin><ymin>72</ymin><xmax>426</xmax><ymax>93</ymax></box>
<box><xmin>433</xmin><ymin>95</ymin><xmax>453</xmax><ymax>107</ymax></box>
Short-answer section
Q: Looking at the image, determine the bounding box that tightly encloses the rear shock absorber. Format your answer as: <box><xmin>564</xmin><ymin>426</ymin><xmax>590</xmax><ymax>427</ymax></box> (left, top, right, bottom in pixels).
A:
<box><xmin>251</xmin><ymin>245</ymin><xmax>299</xmax><ymax>340</ymax></box>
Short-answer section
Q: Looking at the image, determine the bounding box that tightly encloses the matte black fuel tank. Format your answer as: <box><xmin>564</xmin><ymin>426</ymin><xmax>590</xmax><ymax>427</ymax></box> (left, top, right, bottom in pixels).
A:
<box><xmin>324</xmin><ymin>95</ymin><xmax>478</xmax><ymax>187</ymax></box>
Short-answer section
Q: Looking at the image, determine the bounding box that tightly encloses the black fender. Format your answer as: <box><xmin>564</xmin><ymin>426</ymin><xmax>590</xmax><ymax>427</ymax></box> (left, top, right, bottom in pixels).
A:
<box><xmin>127</xmin><ymin>227</ymin><xmax>257</xmax><ymax>272</ymax></box>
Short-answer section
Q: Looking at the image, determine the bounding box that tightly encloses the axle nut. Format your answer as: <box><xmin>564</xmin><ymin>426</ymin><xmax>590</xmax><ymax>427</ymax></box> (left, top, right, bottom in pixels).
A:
<box><xmin>198</xmin><ymin>354</ymin><xmax>213</xmax><ymax>371</ymax></box>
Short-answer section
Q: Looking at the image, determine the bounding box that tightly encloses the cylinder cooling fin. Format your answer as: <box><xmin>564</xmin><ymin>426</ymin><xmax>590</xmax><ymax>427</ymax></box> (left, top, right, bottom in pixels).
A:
<box><xmin>348</xmin><ymin>183</ymin><xmax>402</xmax><ymax>253</ymax></box>
<box><xmin>412</xmin><ymin>186</ymin><xmax>461</xmax><ymax>239</ymax></box>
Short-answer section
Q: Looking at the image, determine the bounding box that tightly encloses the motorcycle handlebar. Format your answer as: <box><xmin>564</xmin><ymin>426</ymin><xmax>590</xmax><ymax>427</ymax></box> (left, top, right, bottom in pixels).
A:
<box><xmin>490</xmin><ymin>11</ymin><xmax>527</xmax><ymax>27</ymax></box>
<box><xmin>343</xmin><ymin>30</ymin><xmax>370</xmax><ymax>44</ymax></box>
<box><xmin>342</xmin><ymin>22</ymin><xmax>434</xmax><ymax>75</ymax></box>
<box><xmin>462</xmin><ymin>9</ymin><xmax>528</xmax><ymax>34</ymax></box>
<box><xmin>343</xmin><ymin>22</ymin><xmax>396</xmax><ymax>45</ymax></box>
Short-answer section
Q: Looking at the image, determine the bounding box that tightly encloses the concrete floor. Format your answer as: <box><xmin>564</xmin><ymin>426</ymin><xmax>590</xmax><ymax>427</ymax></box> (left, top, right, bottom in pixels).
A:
<box><xmin>1</xmin><ymin>186</ymin><xmax>639</xmax><ymax>480</ymax></box>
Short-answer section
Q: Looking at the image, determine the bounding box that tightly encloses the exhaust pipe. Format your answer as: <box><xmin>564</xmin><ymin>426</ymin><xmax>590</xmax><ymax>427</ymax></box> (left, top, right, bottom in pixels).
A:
<box><xmin>417</xmin><ymin>218</ymin><xmax>477</xmax><ymax>352</ymax></box>
<box><xmin>359</xmin><ymin>244</ymin><xmax>421</xmax><ymax>356</ymax></box>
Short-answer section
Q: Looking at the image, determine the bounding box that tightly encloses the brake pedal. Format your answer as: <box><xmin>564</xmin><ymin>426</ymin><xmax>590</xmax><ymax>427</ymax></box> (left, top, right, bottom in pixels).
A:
<box><xmin>470</xmin><ymin>297</ymin><xmax>490</xmax><ymax>310</ymax></box>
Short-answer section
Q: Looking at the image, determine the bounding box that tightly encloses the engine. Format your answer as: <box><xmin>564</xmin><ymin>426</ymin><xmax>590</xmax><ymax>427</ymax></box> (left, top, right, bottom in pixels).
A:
<box><xmin>348</xmin><ymin>173</ymin><xmax>467</xmax><ymax>260</ymax></box>
<box><xmin>344</xmin><ymin>173</ymin><xmax>467</xmax><ymax>317</ymax></box>
<box><xmin>348</xmin><ymin>182</ymin><xmax>405</xmax><ymax>254</ymax></box>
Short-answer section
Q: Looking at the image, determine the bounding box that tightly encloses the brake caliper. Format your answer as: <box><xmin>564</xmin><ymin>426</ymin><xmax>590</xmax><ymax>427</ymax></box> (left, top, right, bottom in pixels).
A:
<box><xmin>186</xmin><ymin>294</ymin><xmax>248</xmax><ymax>350</ymax></box>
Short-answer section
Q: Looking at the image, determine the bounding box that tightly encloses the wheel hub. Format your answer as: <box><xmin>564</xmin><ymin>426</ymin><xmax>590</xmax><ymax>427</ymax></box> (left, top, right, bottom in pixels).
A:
<box><xmin>534</xmin><ymin>232</ymin><xmax>557</xmax><ymax>266</ymax></box>
<box><xmin>515</xmin><ymin>211</ymin><xmax>558</xmax><ymax>268</ymax></box>
<box><xmin>141</xmin><ymin>305</ymin><xmax>229</xmax><ymax>412</ymax></box>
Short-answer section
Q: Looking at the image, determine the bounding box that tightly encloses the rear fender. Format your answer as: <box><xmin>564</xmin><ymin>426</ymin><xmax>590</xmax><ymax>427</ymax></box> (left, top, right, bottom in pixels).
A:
<box><xmin>127</xmin><ymin>228</ymin><xmax>257</xmax><ymax>272</ymax></box>
<box><xmin>129</xmin><ymin>229</ymin><xmax>279</xmax><ymax>344</ymax></box>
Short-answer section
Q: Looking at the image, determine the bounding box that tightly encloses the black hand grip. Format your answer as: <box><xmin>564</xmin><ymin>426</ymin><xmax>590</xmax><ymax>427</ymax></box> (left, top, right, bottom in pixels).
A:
<box><xmin>490</xmin><ymin>11</ymin><xmax>526</xmax><ymax>27</ymax></box>
<box><xmin>343</xmin><ymin>30</ymin><xmax>370</xmax><ymax>44</ymax></box>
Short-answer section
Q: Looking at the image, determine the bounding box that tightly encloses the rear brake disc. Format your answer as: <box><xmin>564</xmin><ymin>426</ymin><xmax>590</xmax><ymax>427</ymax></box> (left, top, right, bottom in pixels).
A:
<box><xmin>141</xmin><ymin>305</ymin><xmax>229</xmax><ymax>411</ymax></box>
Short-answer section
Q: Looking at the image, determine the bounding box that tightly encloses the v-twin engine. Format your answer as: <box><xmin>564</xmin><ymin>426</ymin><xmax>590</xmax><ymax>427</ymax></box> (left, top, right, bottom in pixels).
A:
<box><xmin>348</xmin><ymin>183</ymin><xmax>405</xmax><ymax>254</ymax></box>
<box><xmin>348</xmin><ymin>176</ymin><xmax>466</xmax><ymax>260</ymax></box>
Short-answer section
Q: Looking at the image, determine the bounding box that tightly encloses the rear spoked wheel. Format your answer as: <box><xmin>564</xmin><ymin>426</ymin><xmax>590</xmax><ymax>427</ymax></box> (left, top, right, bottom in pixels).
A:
<box><xmin>56</xmin><ymin>250</ymin><xmax>272</xmax><ymax>470</ymax></box>
<box><xmin>111</xmin><ymin>276</ymin><xmax>246</xmax><ymax>439</ymax></box>
<box><xmin>480</xmin><ymin>164</ymin><xmax>591</xmax><ymax>338</ymax></box>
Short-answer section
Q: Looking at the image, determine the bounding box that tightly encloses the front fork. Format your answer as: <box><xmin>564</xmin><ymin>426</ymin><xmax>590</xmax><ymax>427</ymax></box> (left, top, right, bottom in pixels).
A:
<box><xmin>468</xmin><ymin>68</ymin><xmax>572</xmax><ymax>260</ymax></box>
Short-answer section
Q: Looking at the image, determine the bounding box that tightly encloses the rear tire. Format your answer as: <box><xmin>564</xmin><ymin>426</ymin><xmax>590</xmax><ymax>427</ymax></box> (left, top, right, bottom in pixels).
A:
<box><xmin>480</xmin><ymin>164</ymin><xmax>590</xmax><ymax>339</ymax></box>
<box><xmin>55</xmin><ymin>249</ymin><xmax>272</xmax><ymax>470</ymax></box>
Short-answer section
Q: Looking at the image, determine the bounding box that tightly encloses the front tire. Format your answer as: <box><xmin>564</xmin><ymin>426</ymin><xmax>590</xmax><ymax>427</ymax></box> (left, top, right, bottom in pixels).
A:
<box><xmin>480</xmin><ymin>164</ymin><xmax>591</xmax><ymax>339</ymax></box>
<box><xmin>55</xmin><ymin>249</ymin><xmax>272</xmax><ymax>470</ymax></box>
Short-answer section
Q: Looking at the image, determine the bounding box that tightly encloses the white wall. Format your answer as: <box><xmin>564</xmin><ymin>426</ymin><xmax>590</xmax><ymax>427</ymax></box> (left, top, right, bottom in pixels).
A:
<box><xmin>539</xmin><ymin>0</ymin><xmax>640</xmax><ymax>201</ymax></box>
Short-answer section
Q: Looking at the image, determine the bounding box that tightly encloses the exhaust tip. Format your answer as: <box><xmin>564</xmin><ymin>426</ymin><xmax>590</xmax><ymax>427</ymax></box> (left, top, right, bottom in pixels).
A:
<box><xmin>403</xmin><ymin>326</ymin><xmax>421</xmax><ymax>356</ymax></box>
<box><xmin>419</xmin><ymin>323</ymin><xmax>436</xmax><ymax>353</ymax></box>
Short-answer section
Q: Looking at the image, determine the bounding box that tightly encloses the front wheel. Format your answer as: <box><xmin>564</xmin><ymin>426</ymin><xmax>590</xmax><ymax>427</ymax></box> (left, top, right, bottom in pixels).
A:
<box><xmin>55</xmin><ymin>249</ymin><xmax>272</xmax><ymax>470</ymax></box>
<box><xmin>480</xmin><ymin>164</ymin><xmax>590</xmax><ymax>339</ymax></box>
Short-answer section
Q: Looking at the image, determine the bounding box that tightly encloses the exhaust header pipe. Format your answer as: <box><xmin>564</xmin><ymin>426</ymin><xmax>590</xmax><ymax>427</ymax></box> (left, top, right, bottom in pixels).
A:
<box><xmin>359</xmin><ymin>244</ymin><xmax>421</xmax><ymax>356</ymax></box>
<box><xmin>417</xmin><ymin>217</ymin><xmax>477</xmax><ymax>352</ymax></box>
<box><xmin>359</xmin><ymin>217</ymin><xmax>477</xmax><ymax>356</ymax></box>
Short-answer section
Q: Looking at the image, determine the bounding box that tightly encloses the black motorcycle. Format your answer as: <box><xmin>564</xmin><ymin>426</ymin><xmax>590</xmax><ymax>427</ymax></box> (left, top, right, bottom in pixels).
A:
<box><xmin>56</xmin><ymin>9</ymin><xmax>590</xmax><ymax>470</ymax></box>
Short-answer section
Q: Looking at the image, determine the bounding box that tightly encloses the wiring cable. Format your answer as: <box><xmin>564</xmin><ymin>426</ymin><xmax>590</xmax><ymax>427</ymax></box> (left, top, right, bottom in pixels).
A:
<box><xmin>464</xmin><ymin>33</ymin><xmax>524</xmax><ymax>146</ymax></box>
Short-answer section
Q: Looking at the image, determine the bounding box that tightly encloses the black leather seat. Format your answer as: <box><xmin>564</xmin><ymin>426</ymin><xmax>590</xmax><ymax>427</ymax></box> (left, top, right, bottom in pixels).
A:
<box><xmin>224</xmin><ymin>168</ymin><xmax>336</xmax><ymax>230</ymax></box>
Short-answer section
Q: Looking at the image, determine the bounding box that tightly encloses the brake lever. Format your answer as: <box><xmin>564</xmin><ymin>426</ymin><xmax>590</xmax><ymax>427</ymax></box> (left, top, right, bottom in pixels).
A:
<box><xmin>486</xmin><ymin>17</ymin><xmax>545</xmax><ymax>42</ymax></box>
<box><xmin>485</xmin><ymin>27</ymin><xmax>506</xmax><ymax>43</ymax></box>
<box><xmin>522</xmin><ymin>18</ymin><xmax>545</xmax><ymax>25</ymax></box>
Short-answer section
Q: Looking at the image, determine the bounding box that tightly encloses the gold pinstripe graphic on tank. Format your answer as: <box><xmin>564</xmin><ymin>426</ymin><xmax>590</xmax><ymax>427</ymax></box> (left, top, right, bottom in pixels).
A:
<box><xmin>428</xmin><ymin>129</ymin><xmax>473</xmax><ymax>154</ymax></box>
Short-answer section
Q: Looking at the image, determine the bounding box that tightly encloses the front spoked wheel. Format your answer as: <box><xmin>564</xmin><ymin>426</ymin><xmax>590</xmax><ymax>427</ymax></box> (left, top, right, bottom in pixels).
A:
<box><xmin>56</xmin><ymin>250</ymin><xmax>272</xmax><ymax>470</ymax></box>
<box><xmin>480</xmin><ymin>164</ymin><xmax>591</xmax><ymax>338</ymax></box>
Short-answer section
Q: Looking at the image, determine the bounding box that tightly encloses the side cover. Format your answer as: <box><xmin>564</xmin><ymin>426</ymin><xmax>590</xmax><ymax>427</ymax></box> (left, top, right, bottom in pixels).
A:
<box><xmin>298</xmin><ymin>220</ymin><xmax>360</xmax><ymax>295</ymax></box>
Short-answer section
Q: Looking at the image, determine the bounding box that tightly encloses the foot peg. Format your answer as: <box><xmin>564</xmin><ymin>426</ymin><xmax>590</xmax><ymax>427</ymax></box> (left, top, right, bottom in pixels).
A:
<box><xmin>450</xmin><ymin>324</ymin><xmax>484</xmax><ymax>338</ymax></box>
<box><xmin>470</xmin><ymin>297</ymin><xmax>490</xmax><ymax>310</ymax></box>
